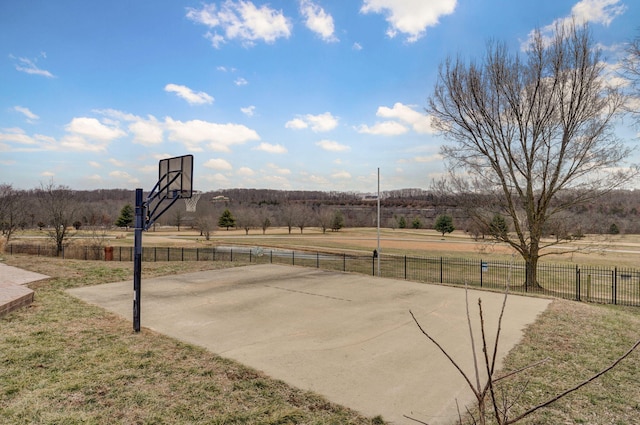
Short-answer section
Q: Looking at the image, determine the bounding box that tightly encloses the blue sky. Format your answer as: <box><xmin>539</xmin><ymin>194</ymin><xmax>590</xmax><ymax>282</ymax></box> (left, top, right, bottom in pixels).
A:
<box><xmin>1</xmin><ymin>0</ymin><xmax>638</xmax><ymax>192</ymax></box>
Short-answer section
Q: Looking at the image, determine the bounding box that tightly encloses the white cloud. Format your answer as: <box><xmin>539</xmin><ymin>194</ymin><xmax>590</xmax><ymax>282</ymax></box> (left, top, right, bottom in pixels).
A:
<box><xmin>164</xmin><ymin>83</ymin><xmax>214</xmax><ymax>105</ymax></box>
<box><xmin>413</xmin><ymin>154</ymin><xmax>443</xmax><ymax>163</ymax></box>
<box><xmin>357</xmin><ymin>103</ymin><xmax>434</xmax><ymax>136</ymax></box>
<box><xmin>65</xmin><ymin>117</ymin><xmax>125</xmax><ymax>142</ymax></box>
<box><xmin>0</xmin><ymin>128</ymin><xmax>39</xmax><ymax>145</ymax></box>
<box><xmin>306</xmin><ymin>112</ymin><xmax>339</xmax><ymax>132</ymax></box>
<box><xmin>205</xmin><ymin>32</ymin><xmax>226</xmax><ymax>49</ymax></box>
<box><xmin>204</xmin><ymin>158</ymin><xmax>233</xmax><ymax>170</ymax></box>
<box><xmin>357</xmin><ymin>121</ymin><xmax>408</xmax><ymax>136</ymax></box>
<box><xmin>331</xmin><ymin>171</ymin><xmax>352</xmax><ymax>179</ymax></box>
<box><xmin>571</xmin><ymin>0</ymin><xmax>626</xmax><ymax>25</ymax></box>
<box><xmin>164</xmin><ymin>118</ymin><xmax>260</xmax><ymax>152</ymax></box>
<box><xmin>108</xmin><ymin>158</ymin><xmax>126</xmax><ymax>167</ymax></box>
<box><xmin>13</xmin><ymin>106</ymin><xmax>39</xmax><ymax>121</ymax></box>
<box><xmin>300</xmin><ymin>0</ymin><xmax>338</xmax><ymax>42</ymax></box>
<box><xmin>204</xmin><ymin>172</ymin><xmax>230</xmax><ymax>185</ymax></box>
<box><xmin>302</xmin><ymin>173</ymin><xmax>330</xmax><ymax>186</ymax></box>
<box><xmin>316</xmin><ymin>139</ymin><xmax>350</xmax><ymax>152</ymax></box>
<box><xmin>237</xmin><ymin>166</ymin><xmax>255</xmax><ymax>176</ymax></box>
<box><xmin>235</xmin><ymin>77</ymin><xmax>248</xmax><ymax>86</ymax></box>
<box><xmin>376</xmin><ymin>102</ymin><xmax>434</xmax><ymax>134</ymax></box>
<box><xmin>0</xmin><ymin>128</ymin><xmax>58</xmax><ymax>152</ymax></box>
<box><xmin>109</xmin><ymin>170</ymin><xmax>140</xmax><ymax>184</ymax></box>
<box><xmin>286</xmin><ymin>112</ymin><xmax>338</xmax><ymax>132</ymax></box>
<box><xmin>59</xmin><ymin>134</ymin><xmax>107</xmax><ymax>152</ymax></box>
<box><xmin>187</xmin><ymin>1</ymin><xmax>292</xmax><ymax>48</ymax></box>
<box><xmin>285</xmin><ymin>118</ymin><xmax>308</xmax><ymax>130</ymax></box>
<box><xmin>41</xmin><ymin>171</ymin><xmax>55</xmax><ymax>177</ymax></box>
<box><xmin>128</xmin><ymin>116</ymin><xmax>164</xmax><ymax>146</ymax></box>
<box><xmin>89</xmin><ymin>161</ymin><xmax>101</xmax><ymax>168</ymax></box>
<box><xmin>96</xmin><ymin>109</ymin><xmax>164</xmax><ymax>146</ymax></box>
<box><xmin>352</xmin><ymin>42</ymin><xmax>363</xmax><ymax>51</ymax></box>
<box><xmin>241</xmin><ymin>105</ymin><xmax>256</xmax><ymax>116</ymax></box>
<box><xmin>360</xmin><ymin>0</ymin><xmax>456</xmax><ymax>42</ymax></box>
<box><xmin>253</xmin><ymin>142</ymin><xmax>287</xmax><ymax>154</ymax></box>
<box><xmin>523</xmin><ymin>0</ymin><xmax>626</xmax><ymax>49</ymax></box>
<box><xmin>262</xmin><ymin>175</ymin><xmax>291</xmax><ymax>188</ymax></box>
<box><xmin>60</xmin><ymin>117</ymin><xmax>125</xmax><ymax>151</ymax></box>
<box><xmin>11</xmin><ymin>55</ymin><xmax>55</xmax><ymax>78</ymax></box>
<box><xmin>267</xmin><ymin>163</ymin><xmax>291</xmax><ymax>175</ymax></box>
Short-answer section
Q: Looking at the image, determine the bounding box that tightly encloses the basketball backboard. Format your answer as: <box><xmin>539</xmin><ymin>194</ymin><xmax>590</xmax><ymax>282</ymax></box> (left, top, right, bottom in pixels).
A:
<box><xmin>158</xmin><ymin>154</ymin><xmax>193</xmax><ymax>199</ymax></box>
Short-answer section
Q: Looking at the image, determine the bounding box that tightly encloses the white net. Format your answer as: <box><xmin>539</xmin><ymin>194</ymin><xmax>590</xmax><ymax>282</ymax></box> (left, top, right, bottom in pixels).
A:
<box><xmin>184</xmin><ymin>191</ymin><xmax>202</xmax><ymax>212</ymax></box>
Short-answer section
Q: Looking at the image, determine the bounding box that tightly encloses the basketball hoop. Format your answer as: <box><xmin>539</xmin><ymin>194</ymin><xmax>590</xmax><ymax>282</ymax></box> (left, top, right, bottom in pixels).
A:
<box><xmin>184</xmin><ymin>190</ymin><xmax>202</xmax><ymax>212</ymax></box>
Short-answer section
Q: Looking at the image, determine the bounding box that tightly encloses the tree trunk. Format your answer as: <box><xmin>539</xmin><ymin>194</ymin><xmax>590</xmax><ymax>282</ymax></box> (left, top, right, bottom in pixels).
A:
<box><xmin>524</xmin><ymin>253</ymin><xmax>542</xmax><ymax>291</ymax></box>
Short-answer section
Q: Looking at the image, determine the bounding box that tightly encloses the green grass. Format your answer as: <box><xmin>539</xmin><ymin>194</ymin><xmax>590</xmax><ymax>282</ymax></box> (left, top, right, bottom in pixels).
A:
<box><xmin>1</xmin><ymin>257</ymin><xmax>383</xmax><ymax>425</ymax></box>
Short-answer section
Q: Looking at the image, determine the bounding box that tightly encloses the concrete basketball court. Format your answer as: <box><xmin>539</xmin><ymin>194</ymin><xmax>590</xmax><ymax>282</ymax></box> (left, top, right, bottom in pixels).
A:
<box><xmin>68</xmin><ymin>264</ymin><xmax>551</xmax><ymax>424</ymax></box>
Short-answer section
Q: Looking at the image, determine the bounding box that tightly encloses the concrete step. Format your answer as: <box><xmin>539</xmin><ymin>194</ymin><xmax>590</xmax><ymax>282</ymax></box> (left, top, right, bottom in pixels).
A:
<box><xmin>0</xmin><ymin>282</ymin><xmax>34</xmax><ymax>317</ymax></box>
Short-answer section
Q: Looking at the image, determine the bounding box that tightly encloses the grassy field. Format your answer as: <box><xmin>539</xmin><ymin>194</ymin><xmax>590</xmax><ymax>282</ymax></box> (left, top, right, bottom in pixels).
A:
<box><xmin>3</xmin><ymin>230</ymin><xmax>640</xmax><ymax>424</ymax></box>
<box><xmin>11</xmin><ymin>226</ymin><xmax>640</xmax><ymax>267</ymax></box>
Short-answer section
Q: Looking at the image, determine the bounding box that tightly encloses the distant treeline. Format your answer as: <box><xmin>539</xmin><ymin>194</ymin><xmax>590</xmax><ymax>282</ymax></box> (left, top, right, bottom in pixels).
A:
<box><xmin>3</xmin><ymin>186</ymin><xmax>640</xmax><ymax>235</ymax></box>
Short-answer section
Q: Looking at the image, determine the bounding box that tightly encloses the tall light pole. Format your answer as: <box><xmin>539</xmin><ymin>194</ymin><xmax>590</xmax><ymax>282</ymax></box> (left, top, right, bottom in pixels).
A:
<box><xmin>377</xmin><ymin>167</ymin><xmax>381</xmax><ymax>277</ymax></box>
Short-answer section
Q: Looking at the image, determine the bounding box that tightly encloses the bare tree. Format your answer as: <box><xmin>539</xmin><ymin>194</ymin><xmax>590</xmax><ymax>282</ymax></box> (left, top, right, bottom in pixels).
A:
<box><xmin>622</xmin><ymin>31</ymin><xmax>640</xmax><ymax>123</ymax></box>
<box><xmin>315</xmin><ymin>205</ymin><xmax>335</xmax><ymax>234</ymax></box>
<box><xmin>35</xmin><ymin>181</ymin><xmax>78</xmax><ymax>256</ymax></box>
<box><xmin>0</xmin><ymin>184</ymin><xmax>23</xmax><ymax>243</ymax></box>
<box><xmin>294</xmin><ymin>204</ymin><xmax>313</xmax><ymax>234</ymax></box>
<box><xmin>428</xmin><ymin>22</ymin><xmax>637</xmax><ymax>288</ymax></box>
<box><xmin>257</xmin><ymin>207</ymin><xmax>273</xmax><ymax>235</ymax></box>
<box><xmin>280</xmin><ymin>203</ymin><xmax>296</xmax><ymax>234</ymax></box>
<box><xmin>235</xmin><ymin>207</ymin><xmax>258</xmax><ymax>235</ymax></box>
<box><xmin>195</xmin><ymin>216</ymin><xmax>213</xmax><ymax>240</ymax></box>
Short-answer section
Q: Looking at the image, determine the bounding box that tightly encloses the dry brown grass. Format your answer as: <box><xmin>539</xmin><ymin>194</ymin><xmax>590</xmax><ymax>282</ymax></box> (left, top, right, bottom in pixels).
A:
<box><xmin>2</xmin><ymin>255</ymin><xmax>640</xmax><ymax>424</ymax></box>
<box><xmin>0</xmin><ymin>256</ymin><xmax>384</xmax><ymax>425</ymax></box>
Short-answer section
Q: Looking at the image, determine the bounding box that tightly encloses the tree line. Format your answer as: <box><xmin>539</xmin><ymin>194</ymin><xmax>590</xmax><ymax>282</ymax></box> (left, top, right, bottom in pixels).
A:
<box><xmin>3</xmin><ymin>182</ymin><xmax>640</xmax><ymax>247</ymax></box>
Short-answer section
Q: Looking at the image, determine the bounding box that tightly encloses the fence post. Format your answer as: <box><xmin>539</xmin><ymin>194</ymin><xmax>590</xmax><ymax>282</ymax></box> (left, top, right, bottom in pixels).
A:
<box><xmin>231</xmin><ymin>248</ymin><xmax>233</xmax><ymax>262</ymax></box>
<box><xmin>404</xmin><ymin>255</ymin><xmax>407</xmax><ymax>280</ymax></box>
<box><xmin>270</xmin><ymin>250</ymin><xmax>273</xmax><ymax>264</ymax></box>
<box><xmin>343</xmin><ymin>253</ymin><xmax>346</xmax><ymax>272</ymax></box>
<box><xmin>576</xmin><ymin>266</ymin><xmax>581</xmax><ymax>302</ymax></box>
<box><xmin>480</xmin><ymin>260</ymin><xmax>483</xmax><ymax>288</ymax></box>
<box><xmin>317</xmin><ymin>252</ymin><xmax>319</xmax><ymax>268</ymax></box>
<box><xmin>372</xmin><ymin>255</ymin><xmax>375</xmax><ymax>276</ymax></box>
<box><xmin>197</xmin><ymin>248</ymin><xmax>199</xmax><ymax>262</ymax></box>
<box><xmin>292</xmin><ymin>251</ymin><xmax>295</xmax><ymax>266</ymax></box>
<box><xmin>181</xmin><ymin>247</ymin><xmax>184</xmax><ymax>262</ymax></box>
<box><xmin>250</xmin><ymin>249</ymin><xmax>252</xmax><ymax>263</ymax></box>
<box><xmin>440</xmin><ymin>257</ymin><xmax>443</xmax><ymax>284</ymax></box>
<box><xmin>613</xmin><ymin>267</ymin><xmax>617</xmax><ymax>305</ymax></box>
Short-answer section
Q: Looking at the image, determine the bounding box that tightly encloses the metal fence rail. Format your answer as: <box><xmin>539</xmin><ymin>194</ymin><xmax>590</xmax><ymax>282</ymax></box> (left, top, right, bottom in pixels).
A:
<box><xmin>6</xmin><ymin>243</ymin><xmax>640</xmax><ymax>307</ymax></box>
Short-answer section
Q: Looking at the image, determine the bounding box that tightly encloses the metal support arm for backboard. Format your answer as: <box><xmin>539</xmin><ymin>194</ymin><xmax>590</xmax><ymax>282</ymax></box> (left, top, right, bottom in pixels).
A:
<box><xmin>133</xmin><ymin>154</ymin><xmax>193</xmax><ymax>333</ymax></box>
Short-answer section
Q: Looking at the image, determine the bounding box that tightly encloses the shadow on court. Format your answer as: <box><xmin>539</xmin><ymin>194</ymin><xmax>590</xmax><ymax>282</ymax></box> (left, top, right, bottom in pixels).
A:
<box><xmin>68</xmin><ymin>264</ymin><xmax>551</xmax><ymax>424</ymax></box>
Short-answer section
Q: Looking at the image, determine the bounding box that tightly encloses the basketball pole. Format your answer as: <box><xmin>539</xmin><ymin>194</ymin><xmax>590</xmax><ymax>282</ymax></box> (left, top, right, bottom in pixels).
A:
<box><xmin>133</xmin><ymin>188</ymin><xmax>143</xmax><ymax>333</ymax></box>
<box><xmin>377</xmin><ymin>167</ymin><xmax>380</xmax><ymax>277</ymax></box>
